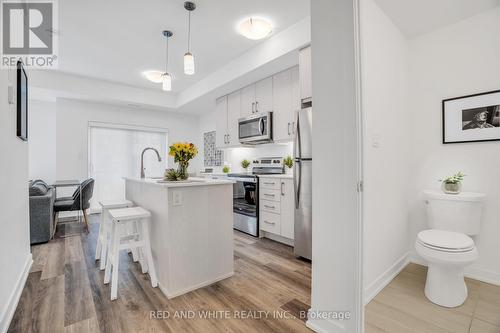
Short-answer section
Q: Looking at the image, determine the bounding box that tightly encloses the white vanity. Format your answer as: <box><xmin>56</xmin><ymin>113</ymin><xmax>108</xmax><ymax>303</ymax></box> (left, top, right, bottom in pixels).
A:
<box><xmin>124</xmin><ymin>177</ymin><xmax>234</xmax><ymax>298</ymax></box>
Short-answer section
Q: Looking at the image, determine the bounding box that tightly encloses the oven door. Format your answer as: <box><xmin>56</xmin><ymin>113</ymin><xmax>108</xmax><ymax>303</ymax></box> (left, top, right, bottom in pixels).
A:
<box><xmin>232</xmin><ymin>179</ymin><xmax>258</xmax><ymax>236</ymax></box>
<box><xmin>238</xmin><ymin>112</ymin><xmax>273</xmax><ymax>144</ymax></box>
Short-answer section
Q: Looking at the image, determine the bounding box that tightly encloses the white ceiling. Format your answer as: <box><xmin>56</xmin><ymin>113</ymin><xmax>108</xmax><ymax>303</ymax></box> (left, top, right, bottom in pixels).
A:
<box><xmin>58</xmin><ymin>0</ymin><xmax>310</xmax><ymax>92</ymax></box>
<box><xmin>374</xmin><ymin>0</ymin><xmax>500</xmax><ymax>37</ymax></box>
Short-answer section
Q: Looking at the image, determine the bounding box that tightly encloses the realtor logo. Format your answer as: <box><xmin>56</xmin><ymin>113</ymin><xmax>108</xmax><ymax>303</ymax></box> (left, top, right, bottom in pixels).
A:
<box><xmin>1</xmin><ymin>0</ymin><xmax>58</xmax><ymax>68</ymax></box>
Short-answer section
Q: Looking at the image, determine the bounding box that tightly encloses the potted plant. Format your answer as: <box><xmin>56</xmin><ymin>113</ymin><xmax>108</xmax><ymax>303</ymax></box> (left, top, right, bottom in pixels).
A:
<box><xmin>439</xmin><ymin>171</ymin><xmax>465</xmax><ymax>194</ymax></box>
<box><xmin>168</xmin><ymin>142</ymin><xmax>198</xmax><ymax>180</ymax></box>
<box><xmin>222</xmin><ymin>165</ymin><xmax>230</xmax><ymax>174</ymax></box>
<box><xmin>241</xmin><ymin>159</ymin><xmax>250</xmax><ymax>172</ymax></box>
<box><xmin>284</xmin><ymin>155</ymin><xmax>293</xmax><ymax>174</ymax></box>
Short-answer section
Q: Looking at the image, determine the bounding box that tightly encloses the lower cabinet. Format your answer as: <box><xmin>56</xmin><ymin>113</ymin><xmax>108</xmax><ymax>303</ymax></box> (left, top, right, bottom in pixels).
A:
<box><xmin>259</xmin><ymin>177</ymin><xmax>294</xmax><ymax>243</ymax></box>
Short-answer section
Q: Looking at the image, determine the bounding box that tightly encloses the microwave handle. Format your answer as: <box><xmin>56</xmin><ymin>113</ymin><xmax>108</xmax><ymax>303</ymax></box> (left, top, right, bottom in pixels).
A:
<box><xmin>259</xmin><ymin>118</ymin><xmax>265</xmax><ymax>135</ymax></box>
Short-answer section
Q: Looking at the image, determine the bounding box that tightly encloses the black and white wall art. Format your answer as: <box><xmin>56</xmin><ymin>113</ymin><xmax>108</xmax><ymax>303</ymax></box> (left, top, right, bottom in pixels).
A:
<box><xmin>203</xmin><ymin>131</ymin><xmax>223</xmax><ymax>166</ymax></box>
<box><xmin>443</xmin><ymin>90</ymin><xmax>500</xmax><ymax>143</ymax></box>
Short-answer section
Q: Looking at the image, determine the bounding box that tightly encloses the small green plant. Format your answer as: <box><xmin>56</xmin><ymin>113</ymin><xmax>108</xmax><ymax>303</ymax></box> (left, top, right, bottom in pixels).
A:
<box><xmin>284</xmin><ymin>156</ymin><xmax>293</xmax><ymax>169</ymax></box>
<box><xmin>222</xmin><ymin>166</ymin><xmax>230</xmax><ymax>173</ymax></box>
<box><xmin>241</xmin><ymin>159</ymin><xmax>250</xmax><ymax>169</ymax></box>
<box><xmin>439</xmin><ymin>171</ymin><xmax>465</xmax><ymax>184</ymax></box>
<box><xmin>164</xmin><ymin>168</ymin><xmax>181</xmax><ymax>181</ymax></box>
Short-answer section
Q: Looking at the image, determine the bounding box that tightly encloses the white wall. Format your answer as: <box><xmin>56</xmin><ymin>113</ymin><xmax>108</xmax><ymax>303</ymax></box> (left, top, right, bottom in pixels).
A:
<box><xmin>55</xmin><ymin>99</ymin><xmax>202</xmax><ymax>181</ymax></box>
<box><xmin>28</xmin><ymin>100</ymin><xmax>57</xmax><ymax>183</ymax></box>
<box><xmin>0</xmin><ymin>69</ymin><xmax>32</xmax><ymax>332</ymax></box>
<box><xmin>309</xmin><ymin>0</ymin><xmax>362</xmax><ymax>332</ymax></box>
<box><xmin>360</xmin><ymin>0</ymin><xmax>412</xmax><ymax>303</ymax></box>
<box><xmin>408</xmin><ymin>7</ymin><xmax>500</xmax><ymax>284</ymax></box>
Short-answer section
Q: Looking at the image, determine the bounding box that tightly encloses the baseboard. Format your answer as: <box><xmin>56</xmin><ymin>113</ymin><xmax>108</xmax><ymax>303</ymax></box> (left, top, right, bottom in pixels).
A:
<box><xmin>364</xmin><ymin>252</ymin><xmax>410</xmax><ymax>305</ymax></box>
<box><xmin>158</xmin><ymin>272</ymin><xmax>235</xmax><ymax>299</ymax></box>
<box><xmin>0</xmin><ymin>253</ymin><xmax>32</xmax><ymax>333</ymax></box>
<box><xmin>409</xmin><ymin>252</ymin><xmax>500</xmax><ymax>286</ymax></box>
<box><xmin>260</xmin><ymin>231</ymin><xmax>294</xmax><ymax>247</ymax></box>
<box><xmin>306</xmin><ymin>317</ymin><xmax>346</xmax><ymax>333</ymax></box>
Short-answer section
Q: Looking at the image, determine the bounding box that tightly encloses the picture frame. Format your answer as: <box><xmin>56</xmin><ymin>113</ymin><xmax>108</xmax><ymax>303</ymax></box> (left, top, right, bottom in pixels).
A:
<box><xmin>442</xmin><ymin>90</ymin><xmax>500</xmax><ymax>144</ymax></box>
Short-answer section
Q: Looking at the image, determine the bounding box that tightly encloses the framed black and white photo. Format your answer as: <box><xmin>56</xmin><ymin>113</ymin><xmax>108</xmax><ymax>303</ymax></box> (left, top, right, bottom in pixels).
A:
<box><xmin>443</xmin><ymin>90</ymin><xmax>500</xmax><ymax>144</ymax></box>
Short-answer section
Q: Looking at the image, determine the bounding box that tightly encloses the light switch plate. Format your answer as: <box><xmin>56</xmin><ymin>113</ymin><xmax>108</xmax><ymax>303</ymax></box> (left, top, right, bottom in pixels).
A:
<box><xmin>172</xmin><ymin>191</ymin><xmax>183</xmax><ymax>206</ymax></box>
<box><xmin>8</xmin><ymin>85</ymin><xmax>14</xmax><ymax>104</ymax></box>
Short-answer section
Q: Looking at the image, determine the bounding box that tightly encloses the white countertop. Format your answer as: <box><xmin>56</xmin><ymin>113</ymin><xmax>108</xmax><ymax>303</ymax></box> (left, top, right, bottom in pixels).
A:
<box><xmin>257</xmin><ymin>174</ymin><xmax>294</xmax><ymax>179</ymax></box>
<box><xmin>124</xmin><ymin>177</ymin><xmax>234</xmax><ymax>188</ymax></box>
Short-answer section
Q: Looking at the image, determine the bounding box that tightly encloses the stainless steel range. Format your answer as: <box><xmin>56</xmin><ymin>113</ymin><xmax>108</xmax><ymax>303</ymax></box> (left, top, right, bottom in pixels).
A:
<box><xmin>228</xmin><ymin>157</ymin><xmax>284</xmax><ymax>236</ymax></box>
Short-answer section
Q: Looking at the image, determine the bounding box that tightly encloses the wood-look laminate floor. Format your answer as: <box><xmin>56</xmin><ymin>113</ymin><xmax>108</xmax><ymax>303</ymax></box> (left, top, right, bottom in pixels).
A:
<box><xmin>365</xmin><ymin>263</ymin><xmax>500</xmax><ymax>333</ymax></box>
<box><xmin>8</xmin><ymin>214</ymin><xmax>312</xmax><ymax>333</ymax></box>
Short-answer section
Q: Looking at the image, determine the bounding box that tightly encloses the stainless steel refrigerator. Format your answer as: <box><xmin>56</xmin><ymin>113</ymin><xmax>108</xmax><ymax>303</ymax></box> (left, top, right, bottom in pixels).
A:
<box><xmin>294</xmin><ymin>107</ymin><xmax>312</xmax><ymax>260</ymax></box>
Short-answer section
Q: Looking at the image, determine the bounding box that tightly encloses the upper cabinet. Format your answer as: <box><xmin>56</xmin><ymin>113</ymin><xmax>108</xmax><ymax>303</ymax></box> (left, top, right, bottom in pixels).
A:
<box><xmin>240</xmin><ymin>77</ymin><xmax>273</xmax><ymax>118</ymax></box>
<box><xmin>273</xmin><ymin>67</ymin><xmax>299</xmax><ymax>141</ymax></box>
<box><xmin>299</xmin><ymin>46</ymin><xmax>312</xmax><ymax>103</ymax></box>
<box><xmin>215</xmin><ymin>96</ymin><xmax>228</xmax><ymax>148</ymax></box>
<box><xmin>216</xmin><ymin>66</ymin><xmax>300</xmax><ymax>148</ymax></box>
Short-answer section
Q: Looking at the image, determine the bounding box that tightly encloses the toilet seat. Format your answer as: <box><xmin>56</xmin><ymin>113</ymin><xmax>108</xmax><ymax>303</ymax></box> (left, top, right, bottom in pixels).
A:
<box><xmin>417</xmin><ymin>230</ymin><xmax>474</xmax><ymax>253</ymax></box>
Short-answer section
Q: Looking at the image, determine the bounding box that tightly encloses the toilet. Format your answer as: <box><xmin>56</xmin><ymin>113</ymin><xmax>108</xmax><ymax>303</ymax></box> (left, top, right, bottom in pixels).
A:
<box><xmin>415</xmin><ymin>190</ymin><xmax>485</xmax><ymax>308</ymax></box>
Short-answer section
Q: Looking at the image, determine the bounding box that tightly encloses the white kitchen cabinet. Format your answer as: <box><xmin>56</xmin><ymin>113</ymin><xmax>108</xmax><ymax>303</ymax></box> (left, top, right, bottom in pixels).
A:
<box><xmin>299</xmin><ymin>46</ymin><xmax>312</xmax><ymax>103</ymax></box>
<box><xmin>240</xmin><ymin>77</ymin><xmax>273</xmax><ymax>117</ymax></box>
<box><xmin>273</xmin><ymin>69</ymin><xmax>293</xmax><ymax>141</ymax></box>
<box><xmin>259</xmin><ymin>177</ymin><xmax>295</xmax><ymax>243</ymax></box>
<box><xmin>227</xmin><ymin>90</ymin><xmax>241</xmax><ymax>146</ymax></box>
<box><xmin>280</xmin><ymin>179</ymin><xmax>295</xmax><ymax>239</ymax></box>
<box><xmin>291</xmin><ymin>65</ymin><xmax>300</xmax><ymax>134</ymax></box>
<box><xmin>255</xmin><ymin>77</ymin><xmax>273</xmax><ymax>113</ymax></box>
<box><xmin>240</xmin><ymin>84</ymin><xmax>255</xmax><ymax>118</ymax></box>
<box><xmin>215</xmin><ymin>96</ymin><xmax>228</xmax><ymax>148</ymax></box>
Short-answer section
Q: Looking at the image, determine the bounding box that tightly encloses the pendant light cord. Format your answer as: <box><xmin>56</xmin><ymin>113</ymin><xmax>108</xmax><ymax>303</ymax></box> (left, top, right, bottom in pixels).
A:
<box><xmin>165</xmin><ymin>36</ymin><xmax>169</xmax><ymax>73</ymax></box>
<box><xmin>187</xmin><ymin>11</ymin><xmax>191</xmax><ymax>52</ymax></box>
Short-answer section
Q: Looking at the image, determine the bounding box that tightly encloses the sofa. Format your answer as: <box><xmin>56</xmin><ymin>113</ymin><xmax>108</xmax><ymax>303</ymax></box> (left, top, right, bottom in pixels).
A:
<box><xmin>29</xmin><ymin>180</ymin><xmax>55</xmax><ymax>244</ymax></box>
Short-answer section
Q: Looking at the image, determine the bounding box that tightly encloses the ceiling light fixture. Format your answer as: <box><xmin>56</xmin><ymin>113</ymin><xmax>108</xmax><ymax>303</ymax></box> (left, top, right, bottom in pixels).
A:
<box><xmin>238</xmin><ymin>17</ymin><xmax>273</xmax><ymax>40</ymax></box>
<box><xmin>162</xmin><ymin>30</ymin><xmax>173</xmax><ymax>91</ymax></box>
<box><xmin>142</xmin><ymin>70</ymin><xmax>164</xmax><ymax>83</ymax></box>
<box><xmin>184</xmin><ymin>1</ymin><xmax>196</xmax><ymax>75</ymax></box>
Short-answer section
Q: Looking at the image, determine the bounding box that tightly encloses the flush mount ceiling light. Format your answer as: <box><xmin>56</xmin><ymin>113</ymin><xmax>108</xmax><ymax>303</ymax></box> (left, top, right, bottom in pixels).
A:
<box><xmin>238</xmin><ymin>17</ymin><xmax>273</xmax><ymax>40</ymax></box>
<box><xmin>162</xmin><ymin>30</ymin><xmax>173</xmax><ymax>91</ymax></box>
<box><xmin>142</xmin><ymin>70</ymin><xmax>164</xmax><ymax>84</ymax></box>
<box><xmin>183</xmin><ymin>1</ymin><xmax>196</xmax><ymax>75</ymax></box>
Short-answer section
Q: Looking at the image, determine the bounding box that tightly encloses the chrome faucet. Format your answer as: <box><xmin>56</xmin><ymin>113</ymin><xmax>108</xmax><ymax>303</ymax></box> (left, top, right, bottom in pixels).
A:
<box><xmin>140</xmin><ymin>147</ymin><xmax>162</xmax><ymax>178</ymax></box>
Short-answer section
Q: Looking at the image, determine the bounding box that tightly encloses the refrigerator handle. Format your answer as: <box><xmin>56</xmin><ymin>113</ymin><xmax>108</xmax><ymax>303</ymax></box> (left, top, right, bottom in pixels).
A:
<box><xmin>294</xmin><ymin>160</ymin><xmax>301</xmax><ymax>209</ymax></box>
<box><xmin>296</xmin><ymin>112</ymin><xmax>301</xmax><ymax>158</ymax></box>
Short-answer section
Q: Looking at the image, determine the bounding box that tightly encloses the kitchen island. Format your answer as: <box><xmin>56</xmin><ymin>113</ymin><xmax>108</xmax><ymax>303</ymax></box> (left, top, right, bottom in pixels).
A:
<box><xmin>124</xmin><ymin>177</ymin><xmax>234</xmax><ymax>298</ymax></box>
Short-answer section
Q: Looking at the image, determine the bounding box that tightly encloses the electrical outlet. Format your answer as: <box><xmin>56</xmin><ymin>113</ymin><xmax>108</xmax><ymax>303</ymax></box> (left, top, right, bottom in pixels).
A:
<box><xmin>172</xmin><ymin>191</ymin><xmax>183</xmax><ymax>206</ymax></box>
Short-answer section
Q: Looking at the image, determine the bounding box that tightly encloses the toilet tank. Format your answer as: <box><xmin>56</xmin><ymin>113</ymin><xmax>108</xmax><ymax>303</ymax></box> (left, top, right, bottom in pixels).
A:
<box><xmin>423</xmin><ymin>190</ymin><xmax>485</xmax><ymax>236</ymax></box>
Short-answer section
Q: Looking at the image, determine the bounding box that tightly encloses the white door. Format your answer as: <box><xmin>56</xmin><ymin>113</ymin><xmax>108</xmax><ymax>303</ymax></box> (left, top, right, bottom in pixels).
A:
<box><xmin>227</xmin><ymin>90</ymin><xmax>241</xmax><ymax>146</ymax></box>
<box><xmin>240</xmin><ymin>84</ymin><xmax>255</xmax><ymax>117</ymax></box>
<box><xmin>280</xmin><ymin>178</ymin><xmax>295</xmax><ymax>239</ymax></box>
<box><xmin>255</xmin><ymin>77</ymin><xmax>273</xmax><ymax>113</ymax></box>
<box><xmin>273</xmin><ymin>69</ymin><xmax>293</xmax><ymax>141</ymax></box>
<box><xmin>89</xmin><ymin>126</ymin><xmax>167</xmax><ymax>212</ymax></box>
<box><xmin>215</xmin><ymin>96</ymin><xmax>228</xmax><ymax>148</ymax></box>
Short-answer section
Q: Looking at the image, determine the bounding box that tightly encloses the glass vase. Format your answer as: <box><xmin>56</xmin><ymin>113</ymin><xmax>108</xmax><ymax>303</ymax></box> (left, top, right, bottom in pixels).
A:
<box><xmin>177</xmin><ymin>161</ymin><xmax>189</xmax><ymax>180</ymax></box>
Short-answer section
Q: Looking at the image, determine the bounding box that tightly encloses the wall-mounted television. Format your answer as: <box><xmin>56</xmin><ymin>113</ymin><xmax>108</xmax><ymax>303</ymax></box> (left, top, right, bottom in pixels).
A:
<box><xmin>17</xmin><ymin>61</ymin><xmax>28</xmax><ymax>141</ymax></box>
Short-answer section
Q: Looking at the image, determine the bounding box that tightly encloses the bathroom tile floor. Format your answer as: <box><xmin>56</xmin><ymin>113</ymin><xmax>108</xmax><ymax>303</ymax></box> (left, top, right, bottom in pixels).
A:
<box><xmin>365</xmin><ymin>263</ymin><xmax>500</xmax><ymax>333</ymax></box>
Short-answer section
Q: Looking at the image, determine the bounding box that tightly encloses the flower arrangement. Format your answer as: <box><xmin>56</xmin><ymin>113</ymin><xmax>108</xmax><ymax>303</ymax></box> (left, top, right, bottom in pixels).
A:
<box><xmin>241</xmin><ymin>159</ymin><xmax>250</xmax><ymax>170</ymax></box>
<box><xmin>439</xmin><ymin>171</ymin><xmax>465</xmax><ymax>194</ymax></box>
<box><xmin>168</xmin><ymin>142</ymin><xmax>198</xmax><ymax>180</ymax></box>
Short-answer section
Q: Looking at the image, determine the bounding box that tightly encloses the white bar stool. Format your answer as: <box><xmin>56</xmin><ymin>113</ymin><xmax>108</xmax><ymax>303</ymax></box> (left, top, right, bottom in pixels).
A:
<box><xmin>96</xmin><ymin>199</ymin><xmax>134</xmax><ymax>270</ymax></box>
<box><xmin>104</xmin><ymin>206</ymin><xmax>158</xmax><ymax>300</ymax></box>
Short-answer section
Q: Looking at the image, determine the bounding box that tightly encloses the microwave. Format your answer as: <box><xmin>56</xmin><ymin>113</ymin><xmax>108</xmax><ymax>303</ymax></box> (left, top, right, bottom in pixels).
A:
<box><xmin>238</xmin><ymin>112</ymin><xmax>273</xmax><ymax>144</ymax></box>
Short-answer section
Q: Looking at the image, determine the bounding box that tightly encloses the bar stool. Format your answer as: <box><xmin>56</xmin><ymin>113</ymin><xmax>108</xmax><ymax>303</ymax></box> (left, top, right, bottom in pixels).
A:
<box><xmin>95</xmin><ymin>199</ymin><xmax>134</xmax><ymax>270</ymax></box>
<box><xmin>104</xmin><ymin>206</ymin><xmax>158</xmax><ymax>300</ymax></box>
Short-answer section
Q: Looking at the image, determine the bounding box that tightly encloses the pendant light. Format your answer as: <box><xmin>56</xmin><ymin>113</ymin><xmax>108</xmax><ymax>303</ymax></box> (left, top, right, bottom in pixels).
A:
<box><xmin>162</xmin><ymin>30</ymin><xmax>173</xmax><ymax>91</ymax></box>
<box><xmin>183</xmin><ymin>1</ymin><xmax>196</xmax><ymax>75</ymax></box>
